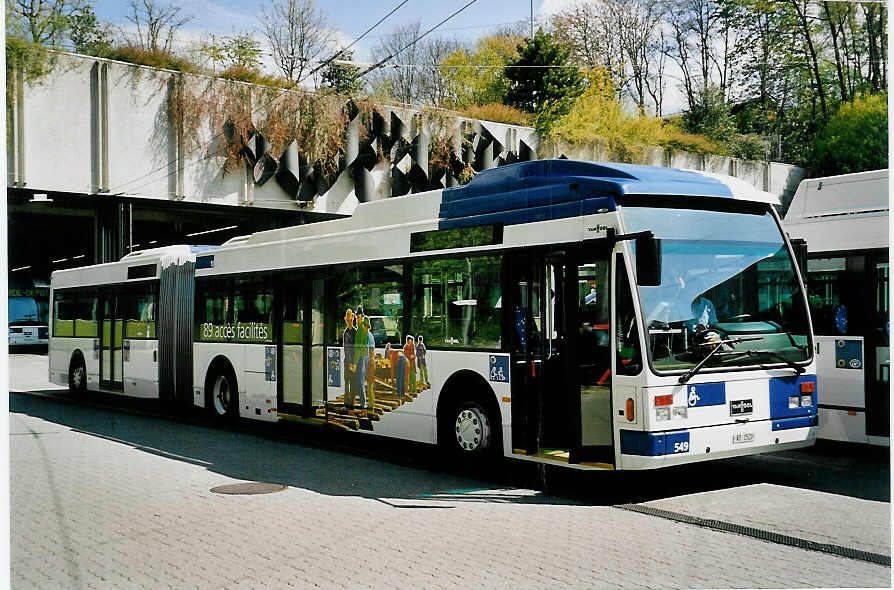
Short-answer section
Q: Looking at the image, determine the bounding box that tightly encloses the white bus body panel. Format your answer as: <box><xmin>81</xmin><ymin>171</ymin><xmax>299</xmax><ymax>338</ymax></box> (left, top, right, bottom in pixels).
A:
<box><xmin>48</xmin><ymin>337</ymin><xmax>98</xmax><ymax>387</ymax></box>
<box><xmin>620</xmin><ymin>423</ymin><xmax>816</xmax><ymax>470</ymax></box>
<box><xmin>618</xmin><ymin>366</ymin><xmax>818</xmax><ymax>469</ymax></box>
<box><xmin>9</xmin><ymin>327</ymin><xmax>48</xmax><ymax>346</ymax></box>
<box><xmin>123</xmin><ymin>339</ymin><xmax>159</xmax><ymax>398</ymax></box>
<box><xmin>193</xmin><ymin>342</ymin><xmax>277</xmax><ymax>421</ymax></box>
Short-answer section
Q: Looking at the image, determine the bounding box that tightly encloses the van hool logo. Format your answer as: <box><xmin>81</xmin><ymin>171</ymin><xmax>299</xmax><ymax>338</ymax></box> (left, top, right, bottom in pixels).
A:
<box><xmin>201</xmin><ymin>322</ymin><xmax>269</xmax><ymax>341</ymax></box>
<box><xmin>587</xmin><ymin>224</ymin><xmax>610</xmax><ymax>233</ymax></box>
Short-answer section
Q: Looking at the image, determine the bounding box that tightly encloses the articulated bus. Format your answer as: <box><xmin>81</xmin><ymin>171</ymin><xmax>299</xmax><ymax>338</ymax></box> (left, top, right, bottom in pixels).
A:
<box><xmin>783</xmin><ymin>169</ymin><xmax>889</xmax><ymax>446</ymax></box>
<box><xmin>50</xmin><ymin>160</ymin><xmax>818</xmax><ymax>470</ymax></box>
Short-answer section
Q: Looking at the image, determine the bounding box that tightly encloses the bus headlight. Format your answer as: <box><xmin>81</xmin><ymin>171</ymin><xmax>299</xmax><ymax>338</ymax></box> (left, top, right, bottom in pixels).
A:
<box><xmin>655</xmin><ymin>407</ymin><xmax>670</xmax><ymax>421</ymax></box>
<box><xmin>672</xmin><ymin>406</ymin><xmax>687</xmax><ymax>419</ymax></box>
<box><xmin>788</xmin><ymin>396</ymin><xmax>800</xmax><ymax>409</ymax></box>
<box><xmin>801</xmin><ymin>395</ymin><xmax>813</xmax><ymax>407</ymax></box>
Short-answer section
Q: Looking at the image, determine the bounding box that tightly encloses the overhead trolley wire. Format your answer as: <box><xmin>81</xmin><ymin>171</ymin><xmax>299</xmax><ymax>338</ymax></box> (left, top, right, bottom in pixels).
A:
<box><xmin>355</xmin><ymin>0</ymin><xmax>481</xmax><ymax>80</ymax></box>
<box><xmin>296</xmin><ymin>0</ymin><xmax>410</xmax><ymax>86</ymax></box>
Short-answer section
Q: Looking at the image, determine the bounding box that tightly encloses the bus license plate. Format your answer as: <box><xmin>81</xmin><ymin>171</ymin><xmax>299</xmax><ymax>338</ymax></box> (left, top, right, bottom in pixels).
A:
<box><xmin>732</xmin><ymin>432</ymin><xmax>754</xmax><ymax>444</ymax></box>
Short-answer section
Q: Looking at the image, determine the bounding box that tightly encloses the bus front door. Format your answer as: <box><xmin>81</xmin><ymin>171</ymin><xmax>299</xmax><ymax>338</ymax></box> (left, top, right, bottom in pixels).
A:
<box><xmin>567</xmin><ymin>255</ymin><xmax>614</xmax><ymax>465</ymax></box>
<box><xmin>99</xmin><ymin>294</ymin><xmax>124</xmax><ymax>390</ymax></box>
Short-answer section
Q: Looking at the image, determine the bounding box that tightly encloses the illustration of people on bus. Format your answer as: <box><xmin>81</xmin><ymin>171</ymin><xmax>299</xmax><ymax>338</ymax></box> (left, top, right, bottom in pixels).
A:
<box><xmin>365</xmin><ymin>315</ymin><xmax>376</xmax><ymax>412</ymax></box>
<box><xmin>403</xmin><ymin>335</ymin><xmax>416</xmax><ymax>397</ymax></box>
<box><xmin>342</xmin><ymin>307</ymin><xmax>356</xmax><ymax>410</ymax></box>
<box><xmin>354</xmin><ymin>306</ymin><xmax>369</xmax><ymax>411</ymax></box>
<box><xmin>416</xmin><ymin>334</ymin><xmax>429</xmax><ymax>389</ymax></box>
<box><xmin>334</xmin><ymin>300</ymin><xmax>431</xmax><ymax>421</ymax></box>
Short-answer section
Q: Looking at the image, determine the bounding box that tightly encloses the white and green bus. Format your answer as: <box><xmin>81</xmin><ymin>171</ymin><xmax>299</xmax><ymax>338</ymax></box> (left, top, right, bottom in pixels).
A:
<box><xmin>50</xmin><ymin>160</ymin><xmax>818</xmax><ymax>469</ymax></box>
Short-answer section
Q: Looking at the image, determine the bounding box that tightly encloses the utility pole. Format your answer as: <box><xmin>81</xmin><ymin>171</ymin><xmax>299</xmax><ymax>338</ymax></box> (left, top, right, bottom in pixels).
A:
<box><xmin>530</xmin><ymin>0</ymin><xmax>534</xmax><ymax>39</ymax></box>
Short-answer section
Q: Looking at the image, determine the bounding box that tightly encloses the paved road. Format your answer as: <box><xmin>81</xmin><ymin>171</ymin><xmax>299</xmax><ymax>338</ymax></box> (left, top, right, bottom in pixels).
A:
<box><xmin>9</xmin><ymin>354</ymin><xmax>893</xmax><ymax>589</ymax></box>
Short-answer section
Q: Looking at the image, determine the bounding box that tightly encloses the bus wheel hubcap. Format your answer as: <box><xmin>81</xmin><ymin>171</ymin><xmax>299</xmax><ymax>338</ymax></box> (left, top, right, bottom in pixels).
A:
<box><xmin>455</xmin><ymin>406</ymin><xmax>489</xmax><ymax>452</ymax></box>
<box><xmin>213</xmin><ymin>376</ymin><xmax>231</xmax><ymax>415</ymax></box>
<box><xmin>72</xmin><ymin>366</ymin><xmax>83</xmax><ymax>388</ymax></box>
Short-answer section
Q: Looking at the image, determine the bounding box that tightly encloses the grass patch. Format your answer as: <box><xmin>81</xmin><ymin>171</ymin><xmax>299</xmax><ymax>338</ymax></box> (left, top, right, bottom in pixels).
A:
<box><xmin>462</xmin><ymin>103</ymin><xmax>531</xmax><ymax>126</ymax></box>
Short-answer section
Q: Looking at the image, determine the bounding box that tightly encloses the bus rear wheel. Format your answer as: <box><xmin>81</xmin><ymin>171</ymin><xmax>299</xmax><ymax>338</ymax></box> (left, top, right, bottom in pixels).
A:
<box><xmin>68</xmin><ymin>355</ymin><xmax>86</xmax><ymax>393</ymax></box>
<box><xmin>207</xmin><ymin>368</ymin><xmax>238</xmax><ymax>420</ymax></box>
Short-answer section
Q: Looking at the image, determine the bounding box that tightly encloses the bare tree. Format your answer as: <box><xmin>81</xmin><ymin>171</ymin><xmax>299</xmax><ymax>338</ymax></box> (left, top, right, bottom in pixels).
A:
<box><xmin>8</xmin><ymin>0</ymin><xmax>88</xmax><ymax>45</ymax></box>
<box><xmin>260</xmin><ymin>0</ymin><xmax>332</xmax><ymax>84</ymax></box>
<box><xmin>612</xmin><ymin>0</ymin><xmax>662</xmax><ymax>113</ymax></box>
<box><xmin>787</xmin><ymin>0</ymin><xmax>828</xmax><ymax>118</ymax></box>
<box><xmin>368</xmin><ymin>22</ymin><xmax>459</xmax><ymax>108</ymax></box>
<box><xmin>368</xmin><ymin>22</ymin><xmax>424</xmax><ymax>105</ymax></box>
<box><xmin>661</xmin><ymin>0</ymin><xmax>739</xmax><ymax>111</ymax></box>
<box><xmin>550</xmin><ymin>2</ymin><xmax>627</xmax><ymax>97</ymax></box>
<box><xmin>551</xmin><ymin>0</ymin><xmax>663</xmax><ymax>114</ymax></box>
<box><xmin>125</xmin><ymin>0</ymin><xmax>192</xmax><ymax>53</ymax></box>
<box><xmin>644</xmin><ymin>30</ymin><xmax>668</xmax><ymax>116</ymax></box>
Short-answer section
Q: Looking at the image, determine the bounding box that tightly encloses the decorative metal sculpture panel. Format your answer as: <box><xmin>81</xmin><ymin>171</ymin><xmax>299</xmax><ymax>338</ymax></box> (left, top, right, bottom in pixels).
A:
<box><xmin>224</xmin><ymin>99</ymin><xmax>537</xmax><ymax>205</ymax></box>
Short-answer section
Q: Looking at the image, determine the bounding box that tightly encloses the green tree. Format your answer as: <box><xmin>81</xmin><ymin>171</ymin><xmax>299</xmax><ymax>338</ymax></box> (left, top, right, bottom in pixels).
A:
<box><xmin>813</xmin><ymin>93</ymin><xmax>888</xmax><ymax>176</ymax></box>
<box><xmin>440</xmin><ymin>33</ymin><xmax>521</xmax><ymax>109</ymax></box>
<box><xmin>504</xmin><ymin>29</ymin><xmax>584</xmax><ymax>113</ymax></box>
<box><xmin>201</xmin><ymin>33</ymin><xmax>262</xmax><ymax>71</ymax></box>
<box><xmin>320</xmin><ymin>50</ymin><xmax>363</xmax><ymax>96</ymax></box>
<box><xmin>682</xmin><ymin>84</ymin><xmax>736</xmax><ymax>143</ymax></box>
<box><xmin>6</xmin><ymin>0</ymin><xmax>88</xmax><ymax>45</ymax></box>
<box><xmin>68</xmin><ymin>5</ymin><xmax>113</xmax><ymax>55</ymax></box>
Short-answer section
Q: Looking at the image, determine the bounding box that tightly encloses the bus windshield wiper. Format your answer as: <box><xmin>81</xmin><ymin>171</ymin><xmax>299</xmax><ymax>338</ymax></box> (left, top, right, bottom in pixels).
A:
<box><xmin>677</xmin><ymin>336</ymin><xmax>761</xmax><ymax>384</ymax></box>
<box><xmin>717</xmin><ymin>349</ymin><xmax>806</xmax><ymax>374</ymax></box>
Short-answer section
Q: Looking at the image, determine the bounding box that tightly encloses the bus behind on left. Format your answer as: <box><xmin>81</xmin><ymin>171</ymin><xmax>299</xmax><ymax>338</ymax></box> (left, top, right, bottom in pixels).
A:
<box><xmin>9</xmin><ymin>280</ymin><xmax>49</xmax><ymax>346</ymax></box>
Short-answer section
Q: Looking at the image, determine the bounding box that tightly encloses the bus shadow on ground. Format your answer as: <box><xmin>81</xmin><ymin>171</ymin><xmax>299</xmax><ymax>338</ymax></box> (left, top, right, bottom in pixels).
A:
<box><xmin>10</xmin><ymin>392</ymin><xmax>890</xmax><ymax>505</ymax></box>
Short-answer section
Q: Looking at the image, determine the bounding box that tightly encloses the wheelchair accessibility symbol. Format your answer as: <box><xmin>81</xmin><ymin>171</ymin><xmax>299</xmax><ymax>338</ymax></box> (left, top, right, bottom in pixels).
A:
<box><xmin>688</xmin><ymin>386</ymin><xmax>700</xmax><ymax>407</ymax></box>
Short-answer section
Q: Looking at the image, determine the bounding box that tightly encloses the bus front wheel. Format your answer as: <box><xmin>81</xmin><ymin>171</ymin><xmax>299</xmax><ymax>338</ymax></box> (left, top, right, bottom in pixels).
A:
<box><xmin>447</xmin><ymin>400</ymin><xmax>495</xmax><ymax>457</ymax></box>
<box><xmin>207</xmin><ymin>367</ymin><xmax>238</xmax><ymax>420</ymax></box>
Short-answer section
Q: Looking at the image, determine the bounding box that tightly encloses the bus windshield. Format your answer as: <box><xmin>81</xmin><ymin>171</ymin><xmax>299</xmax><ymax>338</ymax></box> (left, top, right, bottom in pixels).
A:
<box><xmin>622</xmin><ymin>206</ymin><xmax>811</xmax><ymax>373</ymax></box>
<box><xmin>9</xmin><ymin>296</ymin><xmax>46</xmax><ymax>326</ymax></box>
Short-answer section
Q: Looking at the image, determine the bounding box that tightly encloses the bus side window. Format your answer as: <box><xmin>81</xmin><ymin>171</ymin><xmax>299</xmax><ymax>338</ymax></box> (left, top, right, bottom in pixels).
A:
<box><xmin>124</xmin><ymin>292</ymin><xmax>155</xmax><ymax>339</ymax></box>
<box><xmin>616</xmin><ymin>255</ymin><xmax>642</xmax><ymax>376</ymax></box>
<box><xmin>74</xmin><ymin>297</ymin><xmax>98</xmax><ymax>337</ymax></box>
<box><xmin>54</xmin><ymin>294</ymin><xmax>75</xmax><ymax>337</ymax></box>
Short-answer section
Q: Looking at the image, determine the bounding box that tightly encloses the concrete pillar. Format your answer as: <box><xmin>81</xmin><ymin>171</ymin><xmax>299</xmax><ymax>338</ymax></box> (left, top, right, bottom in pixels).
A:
<box><xmin>90</xmin><ymin>62</ymin><xmax>109</xmax><ymax>194</ymax></box>
<box><xmin>94</xmin><ymin>201</ymin><xmax>131</xmax><ymax>263</ymax></box>
<box><xmin>7</xmin><ymin>58</ymin><xmax>25</xmax><ymax>187</ymax></box>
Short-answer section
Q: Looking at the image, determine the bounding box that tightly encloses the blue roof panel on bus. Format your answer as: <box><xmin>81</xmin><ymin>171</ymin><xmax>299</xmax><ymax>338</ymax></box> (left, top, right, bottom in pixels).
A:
<box><xmin>438</xmin><ymin>160</ymin><xmax>733</xmax><ymax>229</ymax></box>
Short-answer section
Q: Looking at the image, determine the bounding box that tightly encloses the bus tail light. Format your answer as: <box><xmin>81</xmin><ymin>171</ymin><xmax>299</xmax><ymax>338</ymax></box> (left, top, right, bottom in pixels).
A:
<box><xmin>655</xmin><ymin>394</ymin><xmax>673</xmax><ymax>406</ymax></box>
<box><xmin>800</xmin><ymin>381</ymin><xmax>815</xmax><ymax>393</ymax></box>
<box><xmin>625</xmin><ymin>398</ymin><xmax>635</xmax><ymax>422</ymax></box>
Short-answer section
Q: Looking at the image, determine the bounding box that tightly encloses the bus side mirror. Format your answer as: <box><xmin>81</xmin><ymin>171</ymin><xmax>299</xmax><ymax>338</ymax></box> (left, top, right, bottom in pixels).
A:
<box><xmin>791</xmin><ymin>238</ymin><xmax>808</xmax><ymax>277</ymax></box>
<box><xmin>636</xmin><ymin>235</ymin><xmax>662</xmax><ymax>286</ymax></box>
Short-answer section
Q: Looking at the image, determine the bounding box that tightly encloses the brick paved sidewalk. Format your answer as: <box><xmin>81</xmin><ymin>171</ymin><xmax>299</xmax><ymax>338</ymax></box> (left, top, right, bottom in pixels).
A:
<box><xmin>11</xmin><ymin>401</ymin><xmax>891</xmax><ymax>589</ymax></box>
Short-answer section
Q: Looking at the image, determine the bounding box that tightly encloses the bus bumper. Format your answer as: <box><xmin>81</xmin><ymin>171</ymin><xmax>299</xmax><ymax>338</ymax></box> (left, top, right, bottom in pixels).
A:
<box><xmin>618</xmin><ymin>417</ymin><xmax>818</xmax><ymax>470</ymax></box>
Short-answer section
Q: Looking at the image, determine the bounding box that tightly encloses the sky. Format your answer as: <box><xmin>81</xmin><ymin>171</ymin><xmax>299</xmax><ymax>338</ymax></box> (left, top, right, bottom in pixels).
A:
<box><xmin>93</xmin><ymin>0</ymin><xmax>564</xmax><ymax>63</ymax></box>
<box><xmin>92</xmin><ymin>0</ymin><xmax>684</xmax><ymax>112</ymax></box>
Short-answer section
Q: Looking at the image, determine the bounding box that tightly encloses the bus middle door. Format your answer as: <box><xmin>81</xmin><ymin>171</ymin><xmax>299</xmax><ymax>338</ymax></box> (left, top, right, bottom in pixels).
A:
<box><xmin>99</xmin><ymin>293</ymin><xmax>124</xmax><ymax>390</ymax></box>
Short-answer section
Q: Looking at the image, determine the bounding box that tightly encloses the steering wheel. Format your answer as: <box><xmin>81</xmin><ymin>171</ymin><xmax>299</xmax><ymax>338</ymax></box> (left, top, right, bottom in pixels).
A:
<box><xmin>692</xmin><ymin>325</ymin><xmax>731</xmax><ymax>353</ymax></box>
